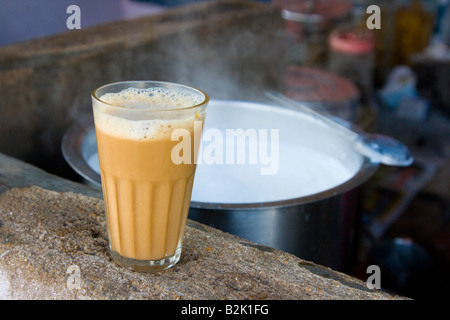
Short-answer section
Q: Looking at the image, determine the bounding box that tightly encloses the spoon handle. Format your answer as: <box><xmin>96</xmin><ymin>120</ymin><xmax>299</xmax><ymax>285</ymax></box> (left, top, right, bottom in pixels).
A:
<box><xmin>265</xmin><ymin>91</ymin><xmax>414</xmax><ymax>167</ymax></box>
<box><xmin>265</xmin><ymin>91</ymin><xmax>359</xmax><ymax>140</ymax></box>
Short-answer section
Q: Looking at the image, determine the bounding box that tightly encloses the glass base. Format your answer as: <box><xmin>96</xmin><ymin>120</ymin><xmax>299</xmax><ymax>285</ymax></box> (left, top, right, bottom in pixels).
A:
<box><xmin>110</xmin><ymin>247</ymin><xmax>181</xmax><ymax>273</ymax></box>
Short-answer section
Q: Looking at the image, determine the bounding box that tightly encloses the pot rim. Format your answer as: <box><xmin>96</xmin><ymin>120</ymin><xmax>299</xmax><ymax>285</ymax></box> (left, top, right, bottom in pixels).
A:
<box><xmin>62</xmin><ymin>101</ymin><xmax>379</xmax><ymax>210</ymax></box>
<box><xmin>190</xmin><ymin>156</ymin><xmax>378</xmax><ymax>210</ymax></box>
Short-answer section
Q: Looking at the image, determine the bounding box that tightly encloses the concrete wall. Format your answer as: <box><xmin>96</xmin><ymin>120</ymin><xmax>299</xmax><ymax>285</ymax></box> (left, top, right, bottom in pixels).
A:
<box><xmin>0</xmin><ymin>0</ymin><xmax>286</xmax><ymax>178</ymax></box>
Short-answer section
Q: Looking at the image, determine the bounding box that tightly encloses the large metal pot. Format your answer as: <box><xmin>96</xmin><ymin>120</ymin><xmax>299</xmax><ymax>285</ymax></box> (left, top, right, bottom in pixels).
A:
<box><xmin>62</xmin><ymin>99</ymin><xmax>378</xmax><ymax>272</ymax></box>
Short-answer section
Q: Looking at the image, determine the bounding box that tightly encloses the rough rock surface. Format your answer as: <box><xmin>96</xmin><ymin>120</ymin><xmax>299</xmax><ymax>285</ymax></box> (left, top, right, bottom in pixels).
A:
<box><xmin>0</xmin><ymin>152</ymin><xmax>406</xmax><ymax>300</ymax></box>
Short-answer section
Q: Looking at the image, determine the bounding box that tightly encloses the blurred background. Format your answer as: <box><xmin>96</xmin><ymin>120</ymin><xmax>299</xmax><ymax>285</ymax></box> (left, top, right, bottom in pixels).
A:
<box><xmin>0</xmin><ymin>0</ymin><xmax>449</xmax><ymax>299</ymax></box>
<box><xmin>0</xmin><ymin>0</ymin><xmax>273</xmax><ymax>46</ymax></box>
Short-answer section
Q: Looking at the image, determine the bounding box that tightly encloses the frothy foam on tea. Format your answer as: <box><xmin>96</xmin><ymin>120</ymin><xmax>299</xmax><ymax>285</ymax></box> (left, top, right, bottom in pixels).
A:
<box><xmin>100</xmin><ymin>87</ymin><xmax>203</xmax><ymax>109</ymax></box>
<box><xmin>94</xmin><ymin>87</ymin><xmax>204</xmax><ymax>141</ymax></box>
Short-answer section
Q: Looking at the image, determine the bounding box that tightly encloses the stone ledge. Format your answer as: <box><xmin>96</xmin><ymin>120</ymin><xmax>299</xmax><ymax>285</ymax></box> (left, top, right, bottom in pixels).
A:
<box><xmin>0</xmin><ymin>152</ymin><xmax>407</xmax><ymax>300</ymax></box>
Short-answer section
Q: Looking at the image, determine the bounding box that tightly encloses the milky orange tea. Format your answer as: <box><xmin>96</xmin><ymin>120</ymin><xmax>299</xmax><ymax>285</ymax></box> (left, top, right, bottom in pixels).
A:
<box><xmin>92</xmin><ymin>81</ymin><xmax>208</xmax><ymax>272</ymax></box>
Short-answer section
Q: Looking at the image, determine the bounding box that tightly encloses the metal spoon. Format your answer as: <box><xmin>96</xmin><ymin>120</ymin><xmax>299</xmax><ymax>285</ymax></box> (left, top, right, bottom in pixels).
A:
<box><xmin>265</xmin><ymin>91</ymin><xmax>414</xmax><ymax>167</ymax></box>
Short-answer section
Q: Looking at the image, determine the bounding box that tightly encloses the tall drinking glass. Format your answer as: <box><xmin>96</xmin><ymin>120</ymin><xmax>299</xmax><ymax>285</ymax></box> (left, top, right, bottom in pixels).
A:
<box><xmin>91</xmin><ymin>81</ymin><xmax>208</xmax><ymax>272</ymax></box>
